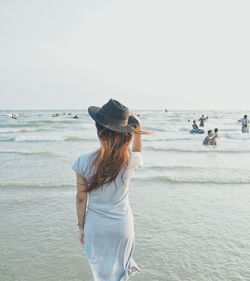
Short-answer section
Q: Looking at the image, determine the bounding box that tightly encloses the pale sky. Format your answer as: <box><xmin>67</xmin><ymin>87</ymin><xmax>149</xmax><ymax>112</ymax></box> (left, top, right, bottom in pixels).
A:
<box><xmin>1</xmin><ymin>0</ymin><xmax>250</xmax><ymax>110</ymax></box>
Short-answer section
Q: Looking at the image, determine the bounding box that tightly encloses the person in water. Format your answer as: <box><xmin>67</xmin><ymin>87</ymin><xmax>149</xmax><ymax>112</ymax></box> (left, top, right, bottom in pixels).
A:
<box><xmin>192</xmin><ymin>120</ymin><xmax>199</xmax><ymax>131</ymax></box>
<box><xmin>199</xmin><ymin>114</ymin><xmax>208</xmax><ymax>127</ymax></box>
<box><xmin>238</xmin><ymin>115</ymin><xmax>249</xmax><ymax>133</ymax></box>
<box><xmin>191</xmin><ymin>120</ymin><xmax>204</xmax><ymax>133</ymax></box>
<box><xmin>202</xmin><ymin>130</ymin><xmax>214</xmax><ymax>145</ymax></box>
<box><xmin>72</xmin><ymin>99</ymin><xmax>150</xmax><ymax>281</ymax></box>
<box><xmin>211</xmin><ymin>128</ymin><xmax>219</xmax><ymax>145</ymax></box>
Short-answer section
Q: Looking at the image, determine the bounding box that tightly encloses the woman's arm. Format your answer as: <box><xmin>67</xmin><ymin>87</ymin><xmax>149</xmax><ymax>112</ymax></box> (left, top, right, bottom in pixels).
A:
<box><xmin>132</xmin><ymin>132</ymin><xmax>142</xmax><ymax>152</ymax></box>
<box><xmin>131</xmin><ymin>115</ymin><xmax>142</xmax><ymax>152</ymax></box>
<box><xmin>76</xmin><ymin>173</ymin><xmax>88</xmax><ymax>243</ymax></box>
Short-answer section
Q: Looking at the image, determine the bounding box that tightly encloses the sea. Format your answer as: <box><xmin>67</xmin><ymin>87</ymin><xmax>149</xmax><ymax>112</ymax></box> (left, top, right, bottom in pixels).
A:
<box><xmin>0</xmin><ymin>109</ymin><xmax>250</xmax><ymax>281</ymax></box>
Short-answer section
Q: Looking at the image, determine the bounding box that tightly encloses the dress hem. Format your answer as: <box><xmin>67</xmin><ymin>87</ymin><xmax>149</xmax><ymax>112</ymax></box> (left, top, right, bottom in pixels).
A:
<box><xmin>119</xmin><ymin>262</ymin><xmax>141</xmax><ymax>281</ymax></box>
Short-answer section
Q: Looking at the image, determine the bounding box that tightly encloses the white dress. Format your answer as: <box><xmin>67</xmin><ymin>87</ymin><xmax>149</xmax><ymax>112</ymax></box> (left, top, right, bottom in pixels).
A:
<box><xmin>72</xmin><ymin>150</ymin><xmax>143</xmax><ymax>281</ymax></box>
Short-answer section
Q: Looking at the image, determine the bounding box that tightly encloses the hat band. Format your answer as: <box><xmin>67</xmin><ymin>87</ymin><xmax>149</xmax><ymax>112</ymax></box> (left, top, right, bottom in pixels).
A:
<box><xmin>97</xmin><ymin>111</ymin><xmax>128</xmax><ymax>127</ymax></box>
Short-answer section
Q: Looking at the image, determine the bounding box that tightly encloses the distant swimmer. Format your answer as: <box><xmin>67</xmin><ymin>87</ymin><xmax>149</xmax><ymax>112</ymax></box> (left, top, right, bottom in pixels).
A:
<box><xmin>11</xmin><ymin>114</ymin><xmax>17</xmax><ymax>119</ymax></box>
<box><xmin>202</xmin><ymin>130</ymin><xmax>214</xmax><ymax>145</ymax></box>
<box><xmin>73</xmin><ymin>114</ymin><xmax>79</xmax><ymax>119</ymax></box>
<box><xmin>199</xmin><ymin>114</ymin><xmax>208</xmax><ymax>127</ymax></box>
<box><xmin>238</xmin><ymin>115</ymin><xmax>249</xmax><ymax>133</ymax></box>
<box><xmin>211</xmin><ymin>128</ymin><xmax>219</xmax><ymax>145</ymax></box>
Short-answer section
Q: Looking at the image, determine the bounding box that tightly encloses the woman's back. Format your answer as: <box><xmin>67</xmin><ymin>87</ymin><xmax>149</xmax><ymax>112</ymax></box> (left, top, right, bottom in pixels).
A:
<box><xmin>72</xmin><ymin>150</ymin><xmax>143</xmax><ymax>219</ymax></box>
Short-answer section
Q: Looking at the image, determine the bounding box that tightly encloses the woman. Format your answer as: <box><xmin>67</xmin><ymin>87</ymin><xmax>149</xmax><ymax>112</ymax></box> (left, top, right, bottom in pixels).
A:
<box><xmin>238</xmin><ymin>115</ymin><xmax>249</xmax><ymax>133</ymax></box>
<box><xmin>72</xmin><ymin>99</ymin><xmax>149</xmax><ymax>281</ymax></box>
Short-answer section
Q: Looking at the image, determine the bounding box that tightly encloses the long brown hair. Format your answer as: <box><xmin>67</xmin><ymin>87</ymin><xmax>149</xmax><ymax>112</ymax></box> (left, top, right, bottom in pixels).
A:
<box><xmin>86</xmin><ymin>122</ymin><xmax>148</xmax><ymax>192</ymax></box>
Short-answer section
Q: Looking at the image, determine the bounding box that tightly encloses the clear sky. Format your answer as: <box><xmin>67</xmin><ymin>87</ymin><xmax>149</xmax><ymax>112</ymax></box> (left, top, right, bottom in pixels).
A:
<box><xmin>1</xmin><ymin>0</ymin><xmax>250</xmax><ymax>110</ymax></box>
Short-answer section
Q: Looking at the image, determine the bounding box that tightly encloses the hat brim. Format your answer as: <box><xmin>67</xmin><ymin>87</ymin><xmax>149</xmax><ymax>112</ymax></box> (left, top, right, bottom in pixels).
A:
<box><xmin>88</xmin><ymin>106</ymin><xmax>139</xmax><ymax>133</ymax></box>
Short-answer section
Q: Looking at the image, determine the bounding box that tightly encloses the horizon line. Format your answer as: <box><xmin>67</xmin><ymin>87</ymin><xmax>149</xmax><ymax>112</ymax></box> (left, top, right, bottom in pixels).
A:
<box><xmin>0</xmin><ymin>108</ymin><xmax>250</xmax><ymax>111</ymax></box>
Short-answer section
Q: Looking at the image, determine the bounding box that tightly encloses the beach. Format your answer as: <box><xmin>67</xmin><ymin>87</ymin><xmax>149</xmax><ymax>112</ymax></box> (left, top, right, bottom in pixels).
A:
<box><xmin>1</xmin><ymin>109</ymin><xmax>250</xmax><ymax>281</ymax></box>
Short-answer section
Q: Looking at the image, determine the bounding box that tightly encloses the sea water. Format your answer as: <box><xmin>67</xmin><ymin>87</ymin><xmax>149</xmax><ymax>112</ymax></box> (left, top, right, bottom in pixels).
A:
<box><xmin>0</xmin><ymin>110</ymin><xmax>250</xmax><ymax>281</ymax></box>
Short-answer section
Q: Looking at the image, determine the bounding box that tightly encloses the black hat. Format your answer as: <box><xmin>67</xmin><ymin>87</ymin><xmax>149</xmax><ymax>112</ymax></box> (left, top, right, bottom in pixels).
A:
<box><xmin>88</xmin><ymin>99</ymin><xmax>139</xmax><ymax>133</ymax></box>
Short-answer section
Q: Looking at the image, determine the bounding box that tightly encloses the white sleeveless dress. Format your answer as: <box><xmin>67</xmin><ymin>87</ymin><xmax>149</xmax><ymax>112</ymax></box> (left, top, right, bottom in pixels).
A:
<box><xmin>72</xmin><ymin>150</ymin><xmax>143</xmax><ymax>281</ymax></box>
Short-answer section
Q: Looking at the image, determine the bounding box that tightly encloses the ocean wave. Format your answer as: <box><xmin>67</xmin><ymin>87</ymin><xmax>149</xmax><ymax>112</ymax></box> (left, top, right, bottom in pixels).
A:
<box><xmin>1</xmin><ymin>178</ymin><xmax>249</xmax><ymax>188</ymax></box>
<box><xmin>144</xmin><ymin>146</ymin><xmax>250</xmax><ymax>153</ymax></box>
<box><xmin>64</xmin><ymin>136</ymin><xmax>94</xmax><ymax>141</ymax></box>
<box><xmin>0</xmin><ymin>183</ymin><xmax>73</xmax><ymax>188</ymax></box>
<box><xmin>222</xmin><ymin>133</ymin><xmax>250</xmax><ymax>140</ymax></box>
<box><xmin>144</xmin><ymin>137</ymin><xmax>192</xmax><ymax>142</ymax></box>
<box><xmin>0</xmin><ymin>128</ymin><xmax>44</xmax><ymax>133</ymax></box>
<box><xmin>142</xmin><ymin>165</ymin><xmax>248</xmax><ymax>175</ymax></box>
<box><xmin>179</xmin><ymin>128</ymin><xmax>190</xmax><ymax>132</ymax></box>
<box><xmin>0</xmin><ymin>135</ymin><xmax>94</xmax><ymax>142</ymax></box>
<box><xmin>0</xmin><ymin>128</ymin><xmax>24</xmax><ymax>133</ymax></box>
<box><xmin>0</xmin><ymin>119</ymin><xmax>77</xmax><ymax>128</ymax></box>
<box><xmin>0</xmin><ymin>150</ymin><xmax>54</xmax><ymax>156</ymax></box>
<box><xmin>27</xmin><ymin>119</ymin><xmax>77</xmax><ymax>124</ymax></box>
<box><xmin>220</xmin><ymin>128</ymin><xmax>239</xmax><ymax>132</ymax></box>
<box><xmin>0</xmin><ymin>123</ymin><xmax>43</xmax><ymax>128</ymax></box>
<box><xmin>148</xmin><ymin>127</ymin><xmax>167</xmax><ymax>132</ymax></box>
<box><xmin>14</xmin><ymin>135</ymin><xmax>65</xmax><ymax>142</ymax></box>
<box><xmin>135</xmin><ymin>176</ymin><xmax>250</xmax><ymax>185</ymax></box>
<box><xmin>167</xmin><ymin>118</ymin><xmax>183</xmax><ymax>122</ymax></box>
<box><xmin>142</xmin><ymin>165</ymin><xmax>204</xmax><ymax>171</ymax></box>
<box><xmin>0</xmin><ymin>137</ymin><xmax>15</xmax><ymax>142</ymax></box>
<box><xmin>149</xmin><ymin>127</ymin><xmax>181</xmax><ymax>132</ymax></box>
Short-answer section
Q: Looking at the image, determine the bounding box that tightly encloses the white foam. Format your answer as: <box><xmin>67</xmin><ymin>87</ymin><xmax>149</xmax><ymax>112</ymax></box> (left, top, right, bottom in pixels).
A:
<box><xmin>14</xmin><ymin>135</ymin><xmax>64</xmax><ymax>142</ymax></box>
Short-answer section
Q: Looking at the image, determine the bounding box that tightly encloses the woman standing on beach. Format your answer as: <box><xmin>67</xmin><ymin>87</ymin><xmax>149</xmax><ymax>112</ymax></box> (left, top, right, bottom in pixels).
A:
<box><xmin>72</xmin><ymin>99</ymin><xmax>148</xmax><ymax>281</ymax></box>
